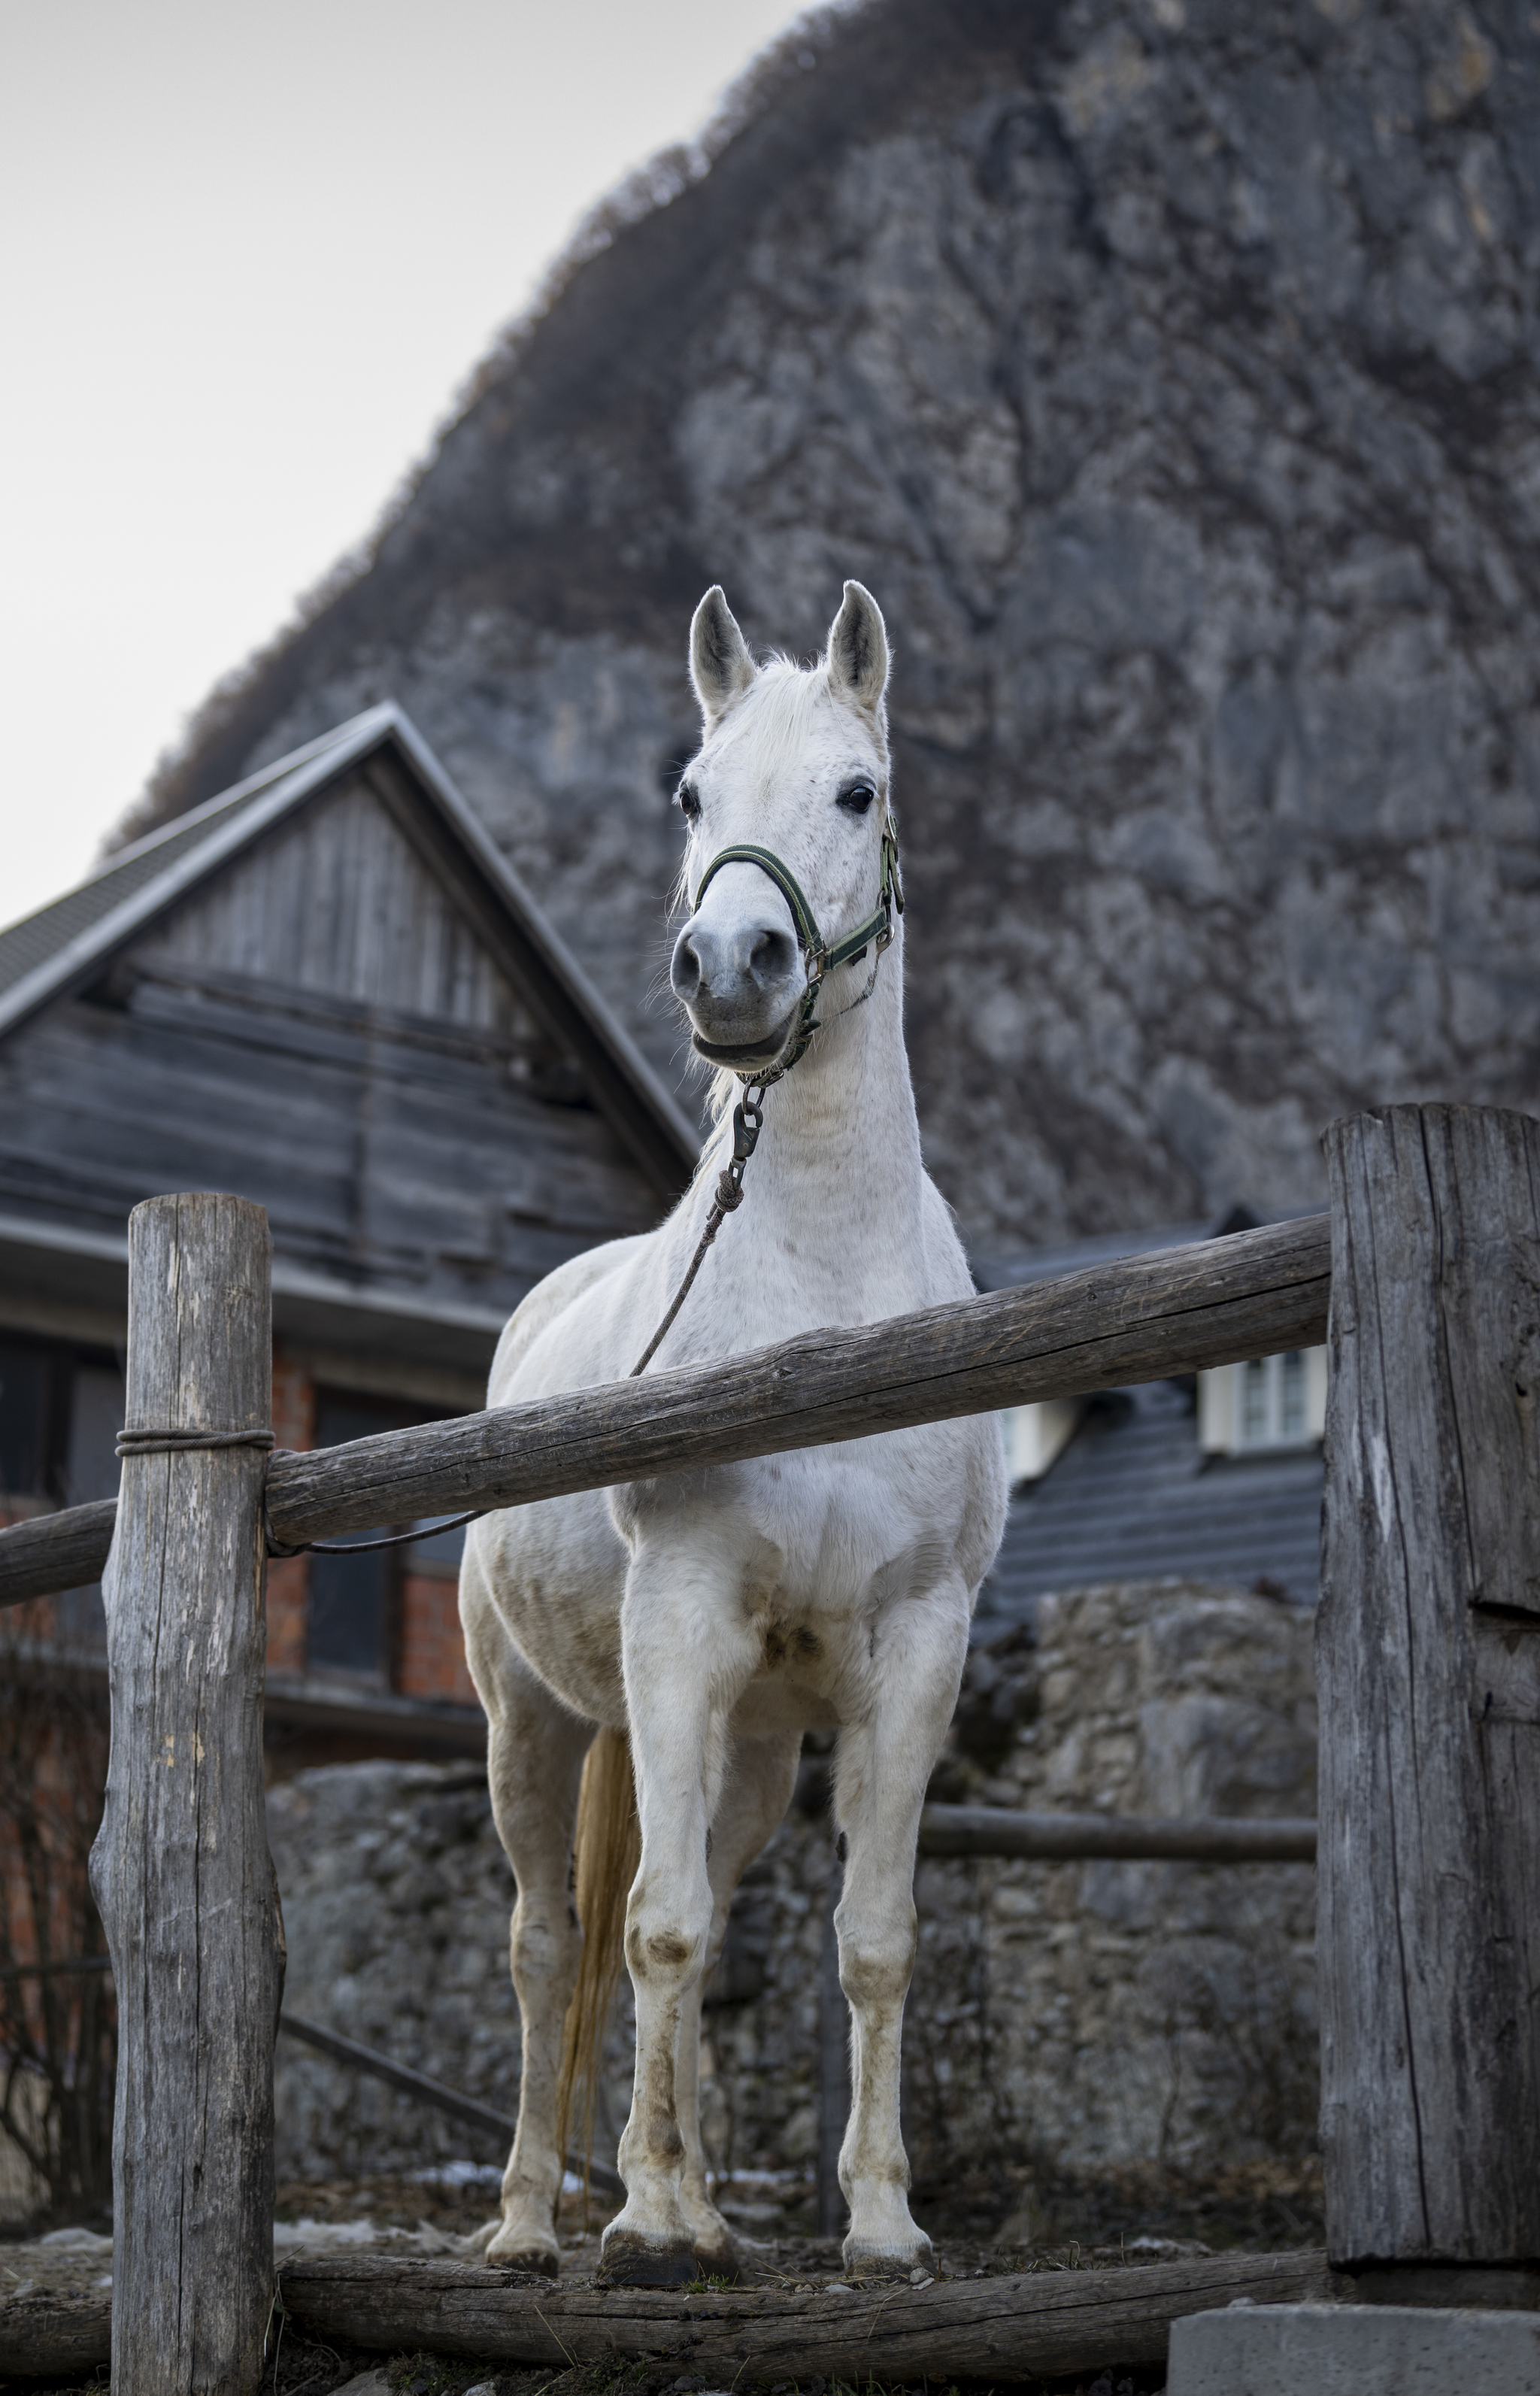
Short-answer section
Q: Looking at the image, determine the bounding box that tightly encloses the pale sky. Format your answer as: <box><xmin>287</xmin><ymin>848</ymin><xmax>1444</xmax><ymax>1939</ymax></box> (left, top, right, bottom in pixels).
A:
<box><xmin>0</xmin><ymin>0</ymin><xmax>808</xmax><ymax>930</ymax></box>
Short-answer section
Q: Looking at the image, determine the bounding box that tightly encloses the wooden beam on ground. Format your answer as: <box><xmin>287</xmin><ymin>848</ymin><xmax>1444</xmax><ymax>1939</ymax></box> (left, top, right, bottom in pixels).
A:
<box><xmin>1</xmin><ymin>2249</ymin><xmax>1339</xmax><ymax>2382</ymax></box>
<box><xmin>920</xmin><ymin>1806</ymin><xmax>1317</xmax><ymax>1863</ymax></box>
<box><xmin>0</xmin><ymin>1214</ymin><xmax>1329</xmax><ymax>1606</ymax></box>
<box><xmin>0</xmin><ymin>2288</ymin><xmax>116</xmax><ymax>2380</ymax></box>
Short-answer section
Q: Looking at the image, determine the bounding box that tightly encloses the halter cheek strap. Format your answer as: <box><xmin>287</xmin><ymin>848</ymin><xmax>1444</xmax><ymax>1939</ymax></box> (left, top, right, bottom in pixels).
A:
<box><xmin>626</xmin><ymin>822</ymin><xmax>904</xmax><ymax>1376</ymax></box>
<box><xmin>690</xmin><ymin>826</ymin><xmax>904</xmax><ymax>1078</ymax></box>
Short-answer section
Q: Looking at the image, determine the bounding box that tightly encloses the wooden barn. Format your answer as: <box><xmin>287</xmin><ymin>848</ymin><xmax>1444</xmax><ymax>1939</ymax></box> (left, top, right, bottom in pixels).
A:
<box><xmin>0</xmin><ymin>705</ymin><xmax>697</xmax><ymax>1764</ymax></box>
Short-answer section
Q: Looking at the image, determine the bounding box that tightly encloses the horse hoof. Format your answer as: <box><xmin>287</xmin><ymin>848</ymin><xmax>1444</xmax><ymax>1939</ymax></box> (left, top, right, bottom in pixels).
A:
<box><xmin>842</xmin><ymin>2236</ymin><xmax>933</xmax><ymax>2283</ymax></box>
<box><xmin>690</xmin><ymin>2237</ymin><xmax>739</xmax><ymax>2279</ymax></box>
<box><xmin>480</xmin><ymin>2226</ymin><xmax>562</xmax><ymax>2277</ymax></box>
<box><xmin>598</xmin><ymin>2233</ymin><xmax>698</xmax><ymax>2287</ymax></box>
<box><xmin>490</xmin><ymin>2246</ymin><xmax>561</xmax><ymax>2279</ymax></box>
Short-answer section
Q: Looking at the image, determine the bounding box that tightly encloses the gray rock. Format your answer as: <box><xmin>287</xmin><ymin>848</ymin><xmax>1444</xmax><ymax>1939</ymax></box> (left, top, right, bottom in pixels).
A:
<box><xmin>1167</xmin><ymin>2301</ymin><xmax>1540</xmax><ymax>2395</ymax></box>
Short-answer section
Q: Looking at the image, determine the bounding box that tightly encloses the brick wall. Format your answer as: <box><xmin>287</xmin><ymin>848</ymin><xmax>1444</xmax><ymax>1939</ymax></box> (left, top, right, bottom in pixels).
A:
<box><xmin>399</xmin><ymin>1571</ymin><xmax>477</xmax><ymax>1706</ymax></box>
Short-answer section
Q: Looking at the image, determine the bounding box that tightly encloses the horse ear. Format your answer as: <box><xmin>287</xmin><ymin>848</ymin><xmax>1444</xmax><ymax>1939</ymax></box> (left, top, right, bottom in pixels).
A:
<box><xmin>826</xmin><ymin>581</ymin><xmax>890</xmax><ymax>717</ymax></box>
<box><xmin>690</xmin><ymin>587</ymin><xmax>756</xmax><ymax>725</ymax></box>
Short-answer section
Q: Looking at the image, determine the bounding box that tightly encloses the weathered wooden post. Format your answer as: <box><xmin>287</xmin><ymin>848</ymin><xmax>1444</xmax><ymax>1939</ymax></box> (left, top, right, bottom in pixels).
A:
<box><xmin>1317</xmin><ymin>1104</ymin><xmax>1540</xmax><ymax>2292</ymax></box>
<box><xmin>90</xmin><ymin>1194</ymin><xmax>283</xmax><ymax>2394</ymax></box>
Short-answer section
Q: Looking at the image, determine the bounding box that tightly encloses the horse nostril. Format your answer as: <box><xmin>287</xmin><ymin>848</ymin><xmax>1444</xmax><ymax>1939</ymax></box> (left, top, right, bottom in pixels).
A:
<box><xmin>670</xmin><ymin>930</ymin><xmax>704</xmax><ymax>1001</ymax></box>
<box><xmin>748</xmin><ymin>927</ymin><xmax>794</xmax><ymax>988</ymax></box>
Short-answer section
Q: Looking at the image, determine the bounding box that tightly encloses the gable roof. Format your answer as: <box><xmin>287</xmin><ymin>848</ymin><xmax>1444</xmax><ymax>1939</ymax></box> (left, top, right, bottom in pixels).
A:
<box><xmin>0</xmin><ymin>706</ymin><xmax>699</xmax><ymax>1198</ymax></box>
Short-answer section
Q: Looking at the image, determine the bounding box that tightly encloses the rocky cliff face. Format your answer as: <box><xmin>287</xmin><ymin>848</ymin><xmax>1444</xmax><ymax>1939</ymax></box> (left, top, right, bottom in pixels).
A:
<box><xmin>145</xmin><ymin>0</ymin><xmax>1540</xmax><ymax>1248</ymax></box>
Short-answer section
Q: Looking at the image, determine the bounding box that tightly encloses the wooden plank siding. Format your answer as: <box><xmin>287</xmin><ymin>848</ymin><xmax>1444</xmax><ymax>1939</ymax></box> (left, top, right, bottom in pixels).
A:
<box><xmin>0</xmin><ymin>766</ymin><xmax>667</xmax><ymax>1327</ymax></box>
<box><xmin>135</xmin><ymin>767</ymin><xmax>523</xmax><ymax>1035</ymax></box>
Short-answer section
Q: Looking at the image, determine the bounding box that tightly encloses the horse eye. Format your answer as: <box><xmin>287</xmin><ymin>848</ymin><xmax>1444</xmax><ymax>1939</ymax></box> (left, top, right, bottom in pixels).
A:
<box><xmin>678</xmin><ymin>782</ymin><xmax>702</xmax><ymax>822</ymax></box>
<box><xmin>838</xmin><ymin>781</ymin><xmax>875</xmax><ymax>815</ymax></box>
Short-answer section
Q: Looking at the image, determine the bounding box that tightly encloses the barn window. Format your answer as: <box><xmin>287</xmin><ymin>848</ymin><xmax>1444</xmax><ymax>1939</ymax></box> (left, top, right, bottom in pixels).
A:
<box><xmin>1199</xmin><ymin>1348</ymin><xmax>1326</xmax><ymax>1456</ymax></box>
<box><xmin>305</xmin><ymin>1388</ymin><xmax>460</xmax><ymax>1688</ymax></box>
<box><xmin>1001</xmin><ymin>1397</ymin><xmax>1082</xmax><ymax>1485</ymax></box>
<box><xmin>306</xmin><ymin>1391</ymin><xmax>407</xmax><ymax>1687</ymax></box>
<box><xmin>0</xmin><ymin>1338</ymin><xmax>55</xmax><ymax>1504</ymax></box>
<box><xmin>0</xmin><ymin>1333</ymin><xmax>124</xmax><ymax>1645</ymax></box>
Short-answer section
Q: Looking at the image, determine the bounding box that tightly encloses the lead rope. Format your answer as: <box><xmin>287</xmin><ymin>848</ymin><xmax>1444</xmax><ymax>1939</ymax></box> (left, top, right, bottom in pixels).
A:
<box><xmin>259</xmin><ymin>1084</ymin><xmax>772</xmax><ymax>1553</ymax></box>
<box><xmin>256</xmin><ymin>830</ymin><xmax>900</xmax><ymax>1548</ymax></box>
<box><xmin>261</xmin><ymin>1084</ymin><xmax>766</xmax><ymax>1552</ymax></box>
<box><xmin>105</xmin><ymin>1424</ymin><xmax>432</xmax><ymax>1569</ymax></box>
<box><xmin>628</xmin><ymin>820</ymin><xmax>902</xmax><ymax>1377</ymax></box>
<box><xmin>629</xmin><ymin>1084</ymin><xmax>765</xmax><ymax>1376</ymax></box>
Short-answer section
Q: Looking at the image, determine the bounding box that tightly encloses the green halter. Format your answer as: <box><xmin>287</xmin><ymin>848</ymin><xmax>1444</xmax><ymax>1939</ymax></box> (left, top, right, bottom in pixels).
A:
<box><xmin>628</xmin><ymin>823</ymin><xmax>904</xmax><ymax>1375</ymax></box>
<box><xmin>690</xmin><ymin>824</ymin><xmax>904</xmax><ymax>1080</ymax></box>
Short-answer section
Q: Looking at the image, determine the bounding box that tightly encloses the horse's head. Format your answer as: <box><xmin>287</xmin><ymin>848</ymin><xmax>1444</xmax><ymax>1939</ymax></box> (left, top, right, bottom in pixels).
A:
<box><xmin>669</xmin><ymin>582</ymin><xmax>896</xmax><ymax>1076</ymax></box>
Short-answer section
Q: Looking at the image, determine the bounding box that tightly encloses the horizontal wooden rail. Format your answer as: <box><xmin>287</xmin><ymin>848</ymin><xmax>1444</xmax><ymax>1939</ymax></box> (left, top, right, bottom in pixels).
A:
<box><xmin>920</xmin><ymin>1805</ymin><xmax>1317</xmax><ymax>1863</ymax></box>
<box><xmin>278</xmin><ymin>2012</ymin><xmax>623</xmax><ymax>2198</ymax></box>
<box><xmin>0</xmin><ymin>1497</ymin><xmax>117</xmax><ymax>1610</ymax></box>
<box><xmin>0</xmin><ymin>1213</ymin><xmax>1329</xmax><ymax>1606</ymax></box>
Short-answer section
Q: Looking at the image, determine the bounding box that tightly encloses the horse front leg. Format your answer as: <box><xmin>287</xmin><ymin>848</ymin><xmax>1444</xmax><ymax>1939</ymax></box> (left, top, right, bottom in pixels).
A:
<box><xmin>834</xmin><ymin>1582</ymin><xmax>969</xmax><ymax>2277</ymax></box>
<box><xmin>673</xmin><ymin>1729</ymin><xmax>802</xmax><ymax>2271</ymax></box>
<box><xmin>600</xmin><ymin>1546</ymin><xmax>761</xmax><ymax>2286</ymax></box>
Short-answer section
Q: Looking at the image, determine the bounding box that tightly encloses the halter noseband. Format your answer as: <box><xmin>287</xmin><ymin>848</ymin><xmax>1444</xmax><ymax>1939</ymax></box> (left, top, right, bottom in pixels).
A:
<box><xmin>629</xmin><ymin>823</ymin><xmax>904</xmax><ymax>1376</ymax></box>
<box><xmin>690</xmin><ymin>825</ymin><xmax>904</xmax><ymax>1081</ymax></box>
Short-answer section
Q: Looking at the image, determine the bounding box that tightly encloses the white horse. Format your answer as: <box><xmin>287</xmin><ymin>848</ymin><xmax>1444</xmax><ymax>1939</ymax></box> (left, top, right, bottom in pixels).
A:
<box><xmin>459</xmin><ymin>581</ymin><xmax>1008</xmax><ymax>2286</ymax></box>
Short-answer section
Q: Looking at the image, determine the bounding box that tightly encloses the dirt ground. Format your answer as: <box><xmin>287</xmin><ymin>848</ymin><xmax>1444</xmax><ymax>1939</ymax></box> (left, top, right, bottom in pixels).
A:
<box><xmin>0</xmin><ymin>2158</ymin><xmax>1325</xmax><ymax>2396</ymax></box>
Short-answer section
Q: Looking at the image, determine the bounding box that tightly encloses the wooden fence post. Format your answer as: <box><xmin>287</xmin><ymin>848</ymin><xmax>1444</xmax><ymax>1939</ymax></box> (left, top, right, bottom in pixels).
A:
<box><xmin>1318</xmin><ymin>1104</ymin><xmax>1540</xmax><ymax>2279</ymax></box>
<box><xmin>89</xmin><ymin>1195</ymin><xmax>282</xmax><ymax>2395</ymax></box>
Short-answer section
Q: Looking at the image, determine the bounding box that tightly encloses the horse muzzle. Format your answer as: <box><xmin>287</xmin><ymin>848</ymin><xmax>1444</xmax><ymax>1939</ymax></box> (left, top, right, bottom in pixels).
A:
<box><xmin>687</xmin><ymin>998</ymin><xmax>803</xmax><ymax>1073</ymax></box>
<box><xmin>670</xmin><ymin>910</ymin><xmax>805</xmax><ymax>1072</ymax></box>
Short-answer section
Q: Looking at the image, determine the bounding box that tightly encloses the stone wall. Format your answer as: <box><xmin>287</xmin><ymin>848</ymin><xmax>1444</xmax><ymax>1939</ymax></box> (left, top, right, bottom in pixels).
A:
<box><xmin>269</xmin><ymin>1580</ymin><xmax>1317</xmax><ymax>2197</ymax></box>
<box><xmin>271</xmin><ymin>1763</ymin><xmax>521</xmax><ymax>2182</ymax></box>
<box><xmin>940</xmin><ymin>1583</ymin><xmax>1318</xmax><ymax>2185</ymax></box>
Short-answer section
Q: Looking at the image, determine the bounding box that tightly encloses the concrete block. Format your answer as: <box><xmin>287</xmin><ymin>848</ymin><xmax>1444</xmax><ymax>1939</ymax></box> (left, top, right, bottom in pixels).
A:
<box><xmin>1166</xmin><ymin>2300</ymin><xmax>1540</xmax><ymax>2394</ymax></box>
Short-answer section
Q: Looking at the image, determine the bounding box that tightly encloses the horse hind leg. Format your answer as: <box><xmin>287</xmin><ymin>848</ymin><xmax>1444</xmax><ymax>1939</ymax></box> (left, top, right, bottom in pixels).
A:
<box><xmin>462</xmin><ymin>1566</ymin><xmax>590</xmax><ymax>2275</ymax></box>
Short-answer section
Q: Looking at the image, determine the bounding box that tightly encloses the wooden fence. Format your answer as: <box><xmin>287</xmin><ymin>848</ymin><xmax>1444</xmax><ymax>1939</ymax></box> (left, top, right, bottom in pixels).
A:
<box><xmin>0</xmin><ymin>1099</ymin><xmax>1536</xmax><ymax>2391</ymax></box>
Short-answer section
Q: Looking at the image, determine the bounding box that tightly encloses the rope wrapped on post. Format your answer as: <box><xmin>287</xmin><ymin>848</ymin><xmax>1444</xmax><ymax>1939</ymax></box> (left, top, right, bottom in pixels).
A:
<box><xmin>114</xmin><ymin>1426</ymin><xmax>476</xmax><ymax>1558</ymax></box>
<box><xmin>117</xmin><ymin>1428</ymin><xmax>276</xmax><ymax>1454</ymax></box>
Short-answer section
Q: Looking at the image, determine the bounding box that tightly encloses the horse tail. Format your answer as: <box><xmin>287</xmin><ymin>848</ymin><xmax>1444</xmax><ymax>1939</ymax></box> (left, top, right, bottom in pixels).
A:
<box><xmin>556</xmin><ymin>1724</ymin><xmax>640</xmax><ymax>2188</ymax></box>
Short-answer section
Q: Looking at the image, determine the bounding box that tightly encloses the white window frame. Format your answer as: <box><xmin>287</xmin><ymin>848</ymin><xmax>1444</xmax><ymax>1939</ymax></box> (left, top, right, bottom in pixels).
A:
<box><xmin>1198</xmin><ymin>1347</ymin><xmax>1326</xmax><ymax>1456</ymax></box>
<box><xmin>1002</xmin><ymin>1397</ymin><xmax>1082</xmax><ymax>1485</ymax></box>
